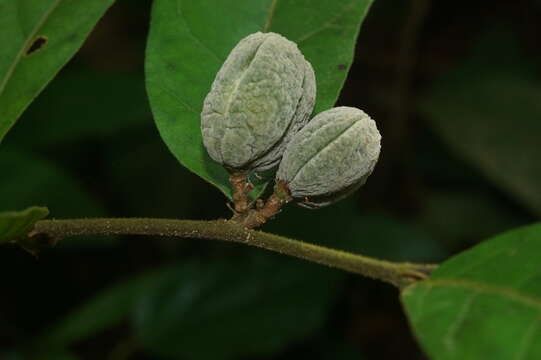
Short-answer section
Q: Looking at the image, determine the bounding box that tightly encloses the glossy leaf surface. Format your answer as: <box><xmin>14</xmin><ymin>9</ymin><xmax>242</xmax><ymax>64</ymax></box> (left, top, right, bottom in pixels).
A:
<box><xmin>403</xmin><ymin>224</ymin><xmax>541</xmax><ymax>360</ymax></box>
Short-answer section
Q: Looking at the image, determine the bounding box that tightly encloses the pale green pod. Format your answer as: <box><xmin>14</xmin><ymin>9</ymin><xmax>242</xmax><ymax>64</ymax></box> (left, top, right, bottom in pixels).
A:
<box><xmin>276</xmin><ymin>107</ymin><xmax>381</xmax><ymax>208</ymax></box>
<box><xmin>201</xmin><ymin>32</ymin><xmax>316</xmax><ymax>172</ymax></box>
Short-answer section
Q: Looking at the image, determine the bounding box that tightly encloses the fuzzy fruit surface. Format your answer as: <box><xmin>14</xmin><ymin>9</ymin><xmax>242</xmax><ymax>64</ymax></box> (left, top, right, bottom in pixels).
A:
<box><xmin>276</xmin><ymin>106</ymin><xmax>381</xmax><ymax>208</ymax></box>
<box><xmin>201</xmin><ymin>32</ymin><xmax>316</xmax><ymax>172</ymax></box>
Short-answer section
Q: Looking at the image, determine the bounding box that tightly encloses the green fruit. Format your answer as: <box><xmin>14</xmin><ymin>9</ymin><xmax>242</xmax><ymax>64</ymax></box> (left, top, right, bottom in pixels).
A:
<box><xmin>201</xmin><ymin>32</ymin><xmax>315</xmax><ymax>172</ymax></box>
<box><xmin>276</xmin><ymin>106</ymin><xmax>381</xmax><ymax>208</ymax></box>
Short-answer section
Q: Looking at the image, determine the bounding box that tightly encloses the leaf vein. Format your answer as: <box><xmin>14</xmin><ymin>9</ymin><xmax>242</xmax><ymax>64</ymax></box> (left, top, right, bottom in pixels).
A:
<box><xmin>296</xmin><ymin>1</ymin><xmax>357</xmax><ymax>44</ymax></box>
<box><xmin>514</xmin><ymin>316</ymin><xmax>541</xmax><ymax>360</ymax></box>
<box><xmin>418</xmin><ymin>279</ymin><xmax>541</xmax><ymax>310</ymax></box>
<box><xmin>177</xmin><ymin>0</ymin><xmax>223</xmax><ymax>63</ymax></box>
<box><xmin>149</xmin><ymin>80</ymin><xmax>198</xmax><ymax>115</ymax></box>
<box><xmin>263</xmin><ymin>0</ymin><xmax>278</xmax><ymax>32</ymax></box>
<box><xmin>443</xmin><ymin>292</ymin><xmax>478</xmax><ymax>353</ymax></box>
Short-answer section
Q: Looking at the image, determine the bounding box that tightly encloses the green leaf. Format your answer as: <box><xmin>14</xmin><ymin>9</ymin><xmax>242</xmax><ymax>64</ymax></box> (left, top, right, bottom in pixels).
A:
<box><xmin>134</xmin><ymin>255</ymin><xmax>343</xmax><ymax>360</ymax></box>
<box><xmin>146</xmin><ymin>0</ymin><xmax>373</xmax><ymax>198</ymax></box>
<box><xmin>419</xmin><ymin>29</ymin><xmax>541</xmax><ymax>216</ymax></box>
<box><xmin>402</xmin><ymin>223</ymin><xmax>541</xmax><ymax>360</ymax></box>
<box><xmin>0</xmin><ymin>0</ymin><xmax>115</xmax><ymax>143</ymax></box>
<box><xmin>0</xmin><ymin>206</ymin><xmax>49</xmax><ymax>245</ymax></box>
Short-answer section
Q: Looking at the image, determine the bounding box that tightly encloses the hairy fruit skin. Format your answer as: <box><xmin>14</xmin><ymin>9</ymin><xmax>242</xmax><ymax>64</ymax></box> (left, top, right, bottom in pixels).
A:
<box><xmin>276</xmin><ymin>106</ymin><xmax>381</xmax><ymax>208</ymax></box>
<box><xmin>201</xmin><ymin>32</ymin><xmax>316</xmax><ymax>173</ymax></box>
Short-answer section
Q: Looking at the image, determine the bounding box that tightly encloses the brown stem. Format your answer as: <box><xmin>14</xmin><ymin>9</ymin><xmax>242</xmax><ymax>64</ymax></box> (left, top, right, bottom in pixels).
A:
<box><xmin>31</xmin><ymin>218</ymin><xmax>437</xmax><ymax>289</ymax></box>
<box><xmin>233</xmin><ymin>193</ymin><xmax>285</xmax><ymax>228</ymax></box>
<box><xmin>229</xmin><ymin>172</ymin><xmax>253</xmax><ymax>213</ymax></box>
<box><xmin>231</xmin><ymin>180</ymin><xmax>292</xmax><ymax>228</ymax></box>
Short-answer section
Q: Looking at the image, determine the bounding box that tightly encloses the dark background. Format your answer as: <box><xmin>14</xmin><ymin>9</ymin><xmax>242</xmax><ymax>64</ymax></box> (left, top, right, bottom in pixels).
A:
<box><xmin>1</xmin><ymin>0</ymin><xmax>540</xmax><ymax>359</ymax></box>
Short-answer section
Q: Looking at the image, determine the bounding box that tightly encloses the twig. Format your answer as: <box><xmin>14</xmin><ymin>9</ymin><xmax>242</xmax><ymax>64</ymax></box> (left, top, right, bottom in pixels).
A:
<box><xmin>31</xmin><ymin>218</ymin><xmax>437</xmax><ymax>289</ymax></box>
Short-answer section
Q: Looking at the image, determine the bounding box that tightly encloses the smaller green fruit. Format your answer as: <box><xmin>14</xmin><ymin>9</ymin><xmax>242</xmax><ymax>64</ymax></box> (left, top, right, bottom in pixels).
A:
<box><xmin>276</xmin><ymin>106</ymin><xmax>381</xmax><ymax>208</ymax></box>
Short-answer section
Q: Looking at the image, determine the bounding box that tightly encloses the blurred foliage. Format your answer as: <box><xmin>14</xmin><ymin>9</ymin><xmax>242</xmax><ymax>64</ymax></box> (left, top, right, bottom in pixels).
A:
<box><xmin>3</xmin><ymin>349</ymin><xmax>80</xmax><ymax>360</ymax></box>
<box><xmin>134</xmin><ymin>255</ymin><xmax>342</xmax><ymax>360</ymax></box>
<box><xmin>0</xmin><ymin>149</ymin><xmax>103</xmax><ymax>217</ymax></box>
<box><xmin>8</xmin><ymin>69</ymin><xmax>150</xmax><ymax>148</ymax></box>
<box><xmin>267</xmin><ymin>198</ymin><xmax>446</xmax><ymax>262</ymax></box>
<box><xmin>417</xmin><ymin>190</ymin><xmax>525</xmax><ymax>248</ymax></box>
<box><xmin>1</xmin><ymin>0</ymin><xmax>540</xmax><ymax>359</ymax></box>
<box><xmin>108</xmin><ymin>135</ymin><xmax>199</xmax><ymax>218</ymax></box>
<box><xmin>420</xmin><ymin>29</ymin><xmax>541</xmax><ymax>217</ymax></box>
<box><xmin>28</xmin><ymin>254</ymin><xmax>344</xmax><ymax>360</ymax></box>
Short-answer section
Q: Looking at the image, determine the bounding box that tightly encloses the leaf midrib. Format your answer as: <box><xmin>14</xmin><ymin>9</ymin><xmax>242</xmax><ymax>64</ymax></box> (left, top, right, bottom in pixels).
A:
<box><xmin>262</xmin><ymin>0</ymin><xmax>278</xmax><ymax>32</ymax></box>
<box><xmin>405</xmin><ymin>278</ymin><xmax>541</xmax><ymax>310</ymax></box>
